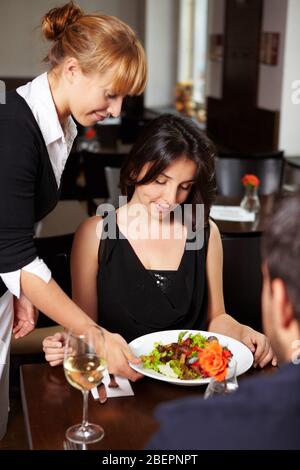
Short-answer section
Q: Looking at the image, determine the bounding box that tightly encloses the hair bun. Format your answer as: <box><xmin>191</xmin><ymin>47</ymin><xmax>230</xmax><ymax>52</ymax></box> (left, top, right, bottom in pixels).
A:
<box><xmin>42</xmin><ymin>1</ymin><xmax>83</xmax><ymax>41</ymax></box>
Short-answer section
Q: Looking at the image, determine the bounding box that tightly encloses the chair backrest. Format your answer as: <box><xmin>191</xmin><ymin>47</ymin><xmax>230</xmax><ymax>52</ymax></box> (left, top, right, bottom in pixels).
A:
<box><xmin>34</xmin><ymin>233</ymin><xmax>74</xmax><ymax>327</ymax></box>
<box><xmin>104</xmin><ymin>166</ymin><xmax>122</xmax><ymax>208</ymax></box>
<box><xmin>60</xmin><ymin>151</ymin><xmax>86</xmax><ymax>200</ymax></box>
<box><xmin>282</xmin><ymin>158</ymin><xmax>300</xmax><ymax>193</ymax></box>
<box><xmin>82</xmin><ymin>151</ymin><xmax>126</xmax><ymax>199</ymax></box>
<box><xmin>216</xmin><ymin>150</ymin><xmax>284</xmax><ymax>197</ymax></box>
<box><xmin>221</xmin><ymin>233</ymin><xmax>262</xmax><ymax>332</ymax></box>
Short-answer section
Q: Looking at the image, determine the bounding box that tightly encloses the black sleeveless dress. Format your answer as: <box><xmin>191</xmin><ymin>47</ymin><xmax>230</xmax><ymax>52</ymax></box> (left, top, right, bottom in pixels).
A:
<box><xmin>97</xmin><ymin>211</ymin><xmax>210</xmax><ymax>343</ymax></box>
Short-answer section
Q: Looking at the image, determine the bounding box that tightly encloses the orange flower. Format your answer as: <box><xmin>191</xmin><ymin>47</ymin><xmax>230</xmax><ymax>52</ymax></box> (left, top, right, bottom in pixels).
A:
<box><xmin>85</xmin><ymin>127</ymin><xmax>97</xmax><ymax>140</ymax></box>
<box><xmin>242</xmin><ymin>174</ymin><xmax>260</xmax><ymax>188</ymax></box>
<box><xmin>198</xmin><ymin>340</ymin><xmax>228</xmax><ymax>382</ymax></box>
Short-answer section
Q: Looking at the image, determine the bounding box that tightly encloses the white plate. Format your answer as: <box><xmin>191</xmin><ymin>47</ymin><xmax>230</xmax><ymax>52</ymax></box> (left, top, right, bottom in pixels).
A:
<box><xmin>129</xmin><ymin>330</ymin><xmax>253</xmax><ymax>386</ymax></box>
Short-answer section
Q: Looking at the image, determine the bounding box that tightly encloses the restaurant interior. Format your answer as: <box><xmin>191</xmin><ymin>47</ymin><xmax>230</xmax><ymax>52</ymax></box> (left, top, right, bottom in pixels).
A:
<box><xmin>0</xmin><ymin>0</ymin><xmax>300</xmax><ymax>451</ymax></box>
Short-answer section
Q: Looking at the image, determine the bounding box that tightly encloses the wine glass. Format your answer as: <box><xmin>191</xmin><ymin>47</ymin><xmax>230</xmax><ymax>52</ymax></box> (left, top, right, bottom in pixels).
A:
<box><xmin>63</xmin><ymin>325</ymin><xmax>107</xmax><ymax>444</ymax></box>
<box><xmin>204</xmin><ymin>358</ymin><xmax>238</xmax><ymax>399</ymax></box>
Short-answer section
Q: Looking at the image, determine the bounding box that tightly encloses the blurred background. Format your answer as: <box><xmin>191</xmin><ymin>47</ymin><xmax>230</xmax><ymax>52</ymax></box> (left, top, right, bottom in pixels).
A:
<box><xmin>1</xmin><ymin>0</ymin><xmax>300</xmax><ymax>449</ymax></box>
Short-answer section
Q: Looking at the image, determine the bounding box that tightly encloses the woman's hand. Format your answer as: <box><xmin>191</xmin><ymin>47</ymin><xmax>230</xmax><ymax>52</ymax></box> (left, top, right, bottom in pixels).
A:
<box><xmin>241</xmin><ymin>327</ymin><xmax>277</xmax><ymax>368</ymax></box>
<box><xmin>103</xmin><ymin>329</ymin><xmax>144</xmax><ymax>382</ymax></box>
<box><xmin>43</xmin><ymin>332</ymin><xmax>66</xmax><ymax>367</ymax></box>
<box><xmin>13</xmin><ymin>292</ymin><xmax>39</xmax><ymax>339</ymax></box>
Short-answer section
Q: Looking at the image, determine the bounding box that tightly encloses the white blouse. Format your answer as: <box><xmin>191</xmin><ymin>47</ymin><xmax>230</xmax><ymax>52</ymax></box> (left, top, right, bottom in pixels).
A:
<box><xmin>0</xmin><ymin>73</ymin><xmax>77</xmax><ymax>298</ymax></box>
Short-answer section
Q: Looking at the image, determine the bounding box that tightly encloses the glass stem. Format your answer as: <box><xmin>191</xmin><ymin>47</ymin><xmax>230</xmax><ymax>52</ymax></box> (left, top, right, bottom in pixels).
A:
<box><xmin>81</xmin><ymin>390</ymin><xmax>89</xmax><ymax>430</ymax></box>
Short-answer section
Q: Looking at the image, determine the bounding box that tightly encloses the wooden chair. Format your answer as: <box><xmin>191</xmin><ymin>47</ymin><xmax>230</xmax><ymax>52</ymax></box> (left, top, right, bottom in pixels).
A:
<box><xmin>221</xmin><ymin>232</ymin><xmax>263</xmax><ymax>332</ymax></box>
<box><xmin>282</xmin><ymin>157</ymin><xmax>300</xmax><ymax>193</ymax></box>
<box><xmin>104</xmin><ymin>166</ymin><xmax>122</xmax><ymax>208</ymax></box>
<box><xmin>216</xmin><ymin>150</ymin><xmax>284</xmax><ymax>197</ymax></box>
<box><xmin>82</xmin><ymin>151</ymin><xmax>126</xmax><ymax>214</ymax></box>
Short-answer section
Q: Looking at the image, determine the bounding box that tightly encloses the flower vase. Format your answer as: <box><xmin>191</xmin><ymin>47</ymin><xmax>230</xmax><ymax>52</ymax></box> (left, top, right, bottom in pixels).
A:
<box><xmin>204</xmin><ymin>359</ymin><xmax>238</xmax><ymax>399</ymax></box>
<box><xmin>240</xmin><ymin>185</ymin><xmax>260</xmax><ymax>213</ymax></box>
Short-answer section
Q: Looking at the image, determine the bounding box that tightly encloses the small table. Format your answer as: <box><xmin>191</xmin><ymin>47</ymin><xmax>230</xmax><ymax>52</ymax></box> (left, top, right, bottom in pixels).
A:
<box><xmin>213</xmin><ymin>194</ymin><xmax>276</xmax><ymax>235</ymax></box>
<box><xmin>20</xmin><ymin>363</ymin><xmax>272</xmax><ymax>450</ymax></box>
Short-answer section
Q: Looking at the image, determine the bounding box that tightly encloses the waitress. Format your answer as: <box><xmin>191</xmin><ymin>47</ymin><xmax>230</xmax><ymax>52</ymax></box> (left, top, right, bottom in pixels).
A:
<box><xmin>0</xmin><ymin>1</ymin><xmax>146</xmax><ymax>438</ymax></box>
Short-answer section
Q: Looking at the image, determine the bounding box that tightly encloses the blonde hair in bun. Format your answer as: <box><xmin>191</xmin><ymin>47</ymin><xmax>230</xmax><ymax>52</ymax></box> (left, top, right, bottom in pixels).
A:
<box><xmin>41</xmin><ymin>1</ymin><xmax>147</xmax><ymax>96</ymax></box>
<box><xmin>42</xmin><ymin>1</ymin><xmax>83</xmax><ymax>42</ymax></box>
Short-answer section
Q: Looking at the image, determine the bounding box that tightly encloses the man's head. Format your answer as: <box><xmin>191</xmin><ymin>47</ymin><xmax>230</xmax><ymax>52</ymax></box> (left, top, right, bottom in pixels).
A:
<box><xmin>261</xmin><ymin>194</ymin><xmax>300</xmax><ymax>363</ymax></box>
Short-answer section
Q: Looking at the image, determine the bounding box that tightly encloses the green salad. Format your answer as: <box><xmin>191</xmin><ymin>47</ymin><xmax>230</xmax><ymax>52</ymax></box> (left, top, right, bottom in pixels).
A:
<box><xmin>141</xmin><ymin>331</ymin><xmax>225</xmax><ymax>380</ymax></box>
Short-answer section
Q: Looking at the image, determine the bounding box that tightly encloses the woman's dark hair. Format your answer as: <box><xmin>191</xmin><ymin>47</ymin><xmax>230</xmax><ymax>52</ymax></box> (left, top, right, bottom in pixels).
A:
<box><xmin>261</xmin><ymin>193</ymin><xmax>300</xmax><ymax>320</ymax></box>
<box><xmin>120</xmin><ymin>113</ymin><xmax>216</xmax><ymax>225</ymax></box>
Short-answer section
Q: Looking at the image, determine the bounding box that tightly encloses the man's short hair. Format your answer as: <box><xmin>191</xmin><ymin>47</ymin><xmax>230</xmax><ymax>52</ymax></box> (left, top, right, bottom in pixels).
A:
<box><xmin>262</xmin><ymin>193</ymin><xmax>300</xmax><ymax>319</ymax></box>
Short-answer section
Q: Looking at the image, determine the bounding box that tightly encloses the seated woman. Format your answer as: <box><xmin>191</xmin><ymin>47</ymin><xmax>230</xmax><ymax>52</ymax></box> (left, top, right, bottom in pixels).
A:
<box><xmin>43</xmin><ymin>114</ymin><xmax>276</xmax><ymax>369</ymax></box>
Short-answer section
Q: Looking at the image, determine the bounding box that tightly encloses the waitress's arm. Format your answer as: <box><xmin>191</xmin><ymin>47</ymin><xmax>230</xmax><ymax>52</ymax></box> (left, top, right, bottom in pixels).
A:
<box><xmin>20</xmin><ymin>270</ymin><xmax>94</xmax><ymax>332</ymax></box>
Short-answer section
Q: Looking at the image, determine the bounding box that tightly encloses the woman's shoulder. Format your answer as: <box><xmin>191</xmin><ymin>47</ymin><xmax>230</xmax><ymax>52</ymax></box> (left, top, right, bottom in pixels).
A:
<box><xmin>0</xmin><ymin>91</ymin><xmax>41</xmax><ymax>149</ymax></box>
<box><xmin>72</xmin><ymin>216</ymin><xmax>103</xmax><ymax>261</ymax></box>
<box><xmin>208</xmin><ymin>218</ymin><xmax>221</xmax><ymax>238</ymax></box>
<box><xmin>206</xmin><ymin>218</ymin><xmax>222</xmax><ymax>252</ymax></box>
<box><xmin>0</xmin><ymin>92</ymin><xmax>44</xmax><ymax>173</ymax></box>
<box><xmin>1</xmin><ymin>90</ymin><xmax>32</xmax><ymax>120</ymax></box>
<box><xmin>76</xmin><ymin>215</ymin><xmax>104</xmax><ymax>241</ymax></box>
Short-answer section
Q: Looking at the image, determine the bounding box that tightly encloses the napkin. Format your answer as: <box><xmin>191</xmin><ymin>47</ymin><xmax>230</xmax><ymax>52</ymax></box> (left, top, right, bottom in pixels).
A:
<box><xmin>210</xmin><ymin>205</ymin><xmax>255</xmax><ymax>222</ymax></box>
<box><xmin>91</xmin><ymin>370</ymin><xmax>134</xmax><ymax>399</ymax></box>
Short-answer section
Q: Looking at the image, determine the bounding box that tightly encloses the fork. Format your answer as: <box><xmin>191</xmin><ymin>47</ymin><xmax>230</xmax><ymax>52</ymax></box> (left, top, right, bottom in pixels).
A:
<box><xmin>63</xmin><ymin>439</ymin><xmax>87</xmax><ymax>450</ymax></box>
<box><xmin>108</xmin><ymin>373</ymin><xmax>119</xmax><ymax>388</ymax></box>
<box><xmin>97</xmin><ymin>382</ymin><xmax>107</xmax><ymax>404</ymax></box>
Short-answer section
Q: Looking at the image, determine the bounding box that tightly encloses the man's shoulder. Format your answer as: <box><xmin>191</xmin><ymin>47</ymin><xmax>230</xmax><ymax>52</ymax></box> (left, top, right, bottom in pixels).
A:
<box><xmin>159</xmin><ymin>363</ymin><xmax>300</xmax><ymax>418</ymax></box>
<box><xmin>240</xmin><ymin>362</ymin><xmax>300</xmax><ymax>399</ymax></box>
<box><xmin>147</xmin><ymin>364</ymin><xmax>300</xmax><ymax>450</ymax></box>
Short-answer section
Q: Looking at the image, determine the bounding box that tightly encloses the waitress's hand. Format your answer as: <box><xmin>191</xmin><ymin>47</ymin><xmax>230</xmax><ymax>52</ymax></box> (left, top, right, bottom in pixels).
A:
<box><xmin>13</xmin><ymin>292</ymin><xmax>39</xmax><ymax>338</ymax></box>
<box><xmin>103</xmin><ymin>329</ymin><xmax>144</xmax><ymax>382</ymax></box>
<box><xmin>43</xmin><ymin>330</ymin><xmax>144</xmax><ymax>381</ymax></box>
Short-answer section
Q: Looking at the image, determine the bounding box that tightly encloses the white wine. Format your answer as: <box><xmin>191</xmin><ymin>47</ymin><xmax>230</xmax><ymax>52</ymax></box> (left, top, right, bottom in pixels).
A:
<box><xmin>64</xmin><ymin>354</ymin><xmax>107</xmax><ymax>391</ymax></box>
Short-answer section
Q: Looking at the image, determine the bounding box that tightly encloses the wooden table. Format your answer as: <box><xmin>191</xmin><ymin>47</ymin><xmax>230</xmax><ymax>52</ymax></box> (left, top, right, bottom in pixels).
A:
<box><xmin>20</xmin><ymin>363</ymin><xmax>271</xmax><ymax>450</ymax></box>
<box><xmin>20</xmin><ymin>363</ymin><xmax>205</xmax><ymax>450</ymax></box>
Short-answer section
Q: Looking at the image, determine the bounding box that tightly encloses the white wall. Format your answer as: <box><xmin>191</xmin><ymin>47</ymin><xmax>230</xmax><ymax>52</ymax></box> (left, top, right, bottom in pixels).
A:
<box><xmin>205</xmin><ymin>0</ymin><xmax>225</xmax><ymax>99</ymax></box>
<box><xmin>144</xmin><ymin>0</ymin><xmax>179</xmax><ymax>108</ymax></box>
<box><xmin>0</xmin><ymin>0</ymin><xmax>143</xmax><ymax>77</ymax></box>
<box><xmin>279</xmin><ymin>0</ymin><xmax>300</xmax><ymax>156</ymax></box>
<box><xmin>257</xmin><ymin>0</ymin><xmax>288</xmax><ymax>111</ymax></box>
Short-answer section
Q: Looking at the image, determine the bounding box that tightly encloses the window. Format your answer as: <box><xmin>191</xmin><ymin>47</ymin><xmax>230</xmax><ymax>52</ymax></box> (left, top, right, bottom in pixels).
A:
<box><xmin>177</xmin><ymin>0</ymin><xmax>208</xmax><ymax>114</ymax></box>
